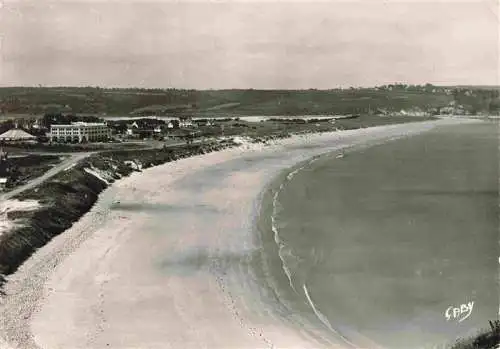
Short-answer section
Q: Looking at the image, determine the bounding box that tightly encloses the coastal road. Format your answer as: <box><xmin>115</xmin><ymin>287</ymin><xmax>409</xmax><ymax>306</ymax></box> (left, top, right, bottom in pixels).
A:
<box><xmin>0</xmin><ymin>152</ymin><xmax>94</xmax><ymax>201</ymax></box>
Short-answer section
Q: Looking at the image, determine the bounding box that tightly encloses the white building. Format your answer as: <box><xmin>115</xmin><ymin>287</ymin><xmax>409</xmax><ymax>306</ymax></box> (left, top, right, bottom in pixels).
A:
<box><xmin>50</xmin><ymin>122</ymin><xmax>111</xmax><ymax>143</ymax></box>
<box><xmin>0</xmin><ymin>177</ymin><xmax>7</xmax><ymax>191</ymax></box>
<box><xmin>179</xmin><ymin>117</ymin><xmax>194</xmax><ymax>128</ymax></box>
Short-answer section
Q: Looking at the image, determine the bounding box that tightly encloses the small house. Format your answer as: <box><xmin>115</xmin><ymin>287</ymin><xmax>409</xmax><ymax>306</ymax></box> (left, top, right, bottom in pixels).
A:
<box><xmin>127</xmin><ymin>121</ymin><xmax>140</xmax><ymax>130</ymax></box>
<box><xmin>126</xmin><ymin>122</ymin><xmax>139</xmax><ymax>136</ymax></box>
<box><xmin>0</xmin><ymin>177</ymin><xmax>7</xmax><ymax>191</ymax></box>
<box><xmin>179</xmin><ymin>117</ymin><xmax>194</xmax><ymax>128</ymax></box>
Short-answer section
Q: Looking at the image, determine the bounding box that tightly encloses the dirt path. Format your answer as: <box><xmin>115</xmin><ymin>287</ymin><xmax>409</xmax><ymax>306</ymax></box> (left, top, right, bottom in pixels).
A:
<box><xmin>0</xmin><ymin>152</ymin><xmax>93</xmax><ymax>201</ymax></box>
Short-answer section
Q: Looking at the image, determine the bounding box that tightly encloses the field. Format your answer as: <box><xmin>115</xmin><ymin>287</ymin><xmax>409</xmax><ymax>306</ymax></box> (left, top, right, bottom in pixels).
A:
<box><xmin>0</xmin><ymin>86</ymin><xmax>498</xmax><ymax>117</ymax></box>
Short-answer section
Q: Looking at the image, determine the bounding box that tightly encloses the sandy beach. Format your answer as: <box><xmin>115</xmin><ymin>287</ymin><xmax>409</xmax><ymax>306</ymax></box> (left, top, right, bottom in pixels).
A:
<box><xmin>0</xmin><ymin>119</ymin><xmax>479</xmax><ymax>349</ymax></box>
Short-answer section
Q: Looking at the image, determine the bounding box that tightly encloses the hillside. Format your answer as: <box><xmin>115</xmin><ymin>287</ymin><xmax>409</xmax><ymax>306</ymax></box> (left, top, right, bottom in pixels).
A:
<box><xmin>0</xmin><ymin>85</ymin><xmax>498</xmax><ymax>117</ymax></box>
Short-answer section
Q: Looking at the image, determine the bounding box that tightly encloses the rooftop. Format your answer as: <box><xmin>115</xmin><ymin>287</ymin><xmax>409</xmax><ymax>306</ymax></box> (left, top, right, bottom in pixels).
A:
<box><xmin>0</xmin><ymin>128</ymin><xmax>36</xmax><ymax>140</ymax></box>
<box><xmin>52</xmin><ymin>122</ymin><xmax>107</xmax><ymax>127</ymax></box>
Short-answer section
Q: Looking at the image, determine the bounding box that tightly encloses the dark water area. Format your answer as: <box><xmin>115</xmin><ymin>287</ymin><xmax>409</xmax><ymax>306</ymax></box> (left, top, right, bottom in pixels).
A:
<box><xmin>262</xmin><ymin>122</ymin><xmax>499</xmax><ymax>348</ymax></box>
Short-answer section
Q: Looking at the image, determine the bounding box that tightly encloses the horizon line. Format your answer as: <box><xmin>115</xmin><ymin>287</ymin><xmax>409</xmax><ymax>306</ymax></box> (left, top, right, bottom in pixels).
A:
<box><xmin>1</xmin><ymin>84</ymin><xmax>499</xmax><ymax>91</ymax></box>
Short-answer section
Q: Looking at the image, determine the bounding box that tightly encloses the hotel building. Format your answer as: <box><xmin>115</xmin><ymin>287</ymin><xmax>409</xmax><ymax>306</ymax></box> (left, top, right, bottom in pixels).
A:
<box><xmin>50</xmin><ymin>122</ymin><xmax>111</xmax><ymax>143</ymax></box>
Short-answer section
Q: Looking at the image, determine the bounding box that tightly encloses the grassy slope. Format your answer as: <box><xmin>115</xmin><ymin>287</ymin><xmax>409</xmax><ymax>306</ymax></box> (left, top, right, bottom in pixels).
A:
<box><xmin>5</xmin><ymin>155</ymin><xmax>65</xmax><ymax>191</ymax></box>
<box><xmin>450</xmin><ymin>321</ymin><xmax>499</xmax><ymax>349</ymax></box>
<box><xmin>0</xmin><ymin>87</ymin><xmax>458</xmax><ymax>116</ymax></box>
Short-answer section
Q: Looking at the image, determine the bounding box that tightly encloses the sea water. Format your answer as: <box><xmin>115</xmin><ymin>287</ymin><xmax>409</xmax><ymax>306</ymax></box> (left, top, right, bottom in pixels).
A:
<box><xmin>258</xmin><ymin>121</ymin><xmax>499</xmax><ymax>348</ymax></box>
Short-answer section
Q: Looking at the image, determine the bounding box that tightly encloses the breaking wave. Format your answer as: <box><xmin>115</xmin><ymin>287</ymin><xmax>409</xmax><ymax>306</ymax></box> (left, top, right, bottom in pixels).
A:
<box><xmin>269</xmin><ymin>153</ymin><xmax>365</xmax><ymax>347</ymax></box>
<box><xmin>302</xmin><ymin>284</ymin><xmax>358</xmax><ymax>348</ymax></box>
<box><xmin>270</xmin><ymin>154</ymin><xmax>323</xmax><ymax>295</ymax></box>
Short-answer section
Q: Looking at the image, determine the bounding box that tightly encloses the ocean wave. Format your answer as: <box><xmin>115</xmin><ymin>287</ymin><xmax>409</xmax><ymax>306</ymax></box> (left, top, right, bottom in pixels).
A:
<box><xmin>286</xmin><ymin>168</ymin><xmax>301</xmax><ymax>181</ymax></box>
<box><xmin>303</xmin><ymin>284</ymin><xmax>358</xmax><ymax>348</ymax></box>
<box><xmin>271</xmin><ymin>187</ymin><xmax>297</xmax><ymax>293</ymax></box>
<box><xmin>271</xmin><ymin>158</ymin><xmax>365</xmax><ymax>349</ymax></box>
<box><xmin>271</xmin><ymin>159</ymin><xmax>325</xmax><ymax>296</ymax></box>
<box><xmin>285</xmin><ymin>156</ymin><xmax>320</xmax><ymax>182</ymax></box>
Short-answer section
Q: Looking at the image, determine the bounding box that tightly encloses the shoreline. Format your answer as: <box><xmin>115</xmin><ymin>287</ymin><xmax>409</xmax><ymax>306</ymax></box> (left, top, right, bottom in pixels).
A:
<box><xmin>249</xmin><ymin>134</ymin><xmax>425</xmax><ymax>349</ymax></box>
<box><xmin>0</xmin><ymin>118</ymin><xmax>482</xmax><ymax>349</ymax></box>
<box><xmin>253</xmin><ymin>118</ymin><xmax>497</xmax><ymax>349</ymax></box>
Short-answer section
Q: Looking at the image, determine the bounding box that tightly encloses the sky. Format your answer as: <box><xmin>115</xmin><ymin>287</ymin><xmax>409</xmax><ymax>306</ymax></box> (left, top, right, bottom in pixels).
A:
<box><xmin>0</xmin><ymin>0</ymin><xmax>498</xmax><ymax>89</ymax></box>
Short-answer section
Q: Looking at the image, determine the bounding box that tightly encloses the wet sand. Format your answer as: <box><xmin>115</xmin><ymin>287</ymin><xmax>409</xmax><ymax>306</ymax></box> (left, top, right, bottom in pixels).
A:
<box><xmin>0</xmin><ymin>119</ymin><xmax>478</xmax><ymax>349</ymax></box>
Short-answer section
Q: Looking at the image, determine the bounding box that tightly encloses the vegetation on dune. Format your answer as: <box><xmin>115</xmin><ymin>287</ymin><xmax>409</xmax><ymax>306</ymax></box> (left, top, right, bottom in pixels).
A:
<box><xmin>1</xmin><ymin>155</ymin><xmax>65</xmax><ymax>190</ymax></box>
<box><xmin>450</xmin><ymin>320</ymin><xmax>500</xmax><ymax>349</ymax></box>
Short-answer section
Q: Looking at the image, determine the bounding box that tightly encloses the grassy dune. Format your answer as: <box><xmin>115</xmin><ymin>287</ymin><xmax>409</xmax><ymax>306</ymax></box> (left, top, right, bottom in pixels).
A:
<box><xmin>451</xmin><ymin>321</ymin><xmax>499</xmax><ymax>349</ymax></box>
